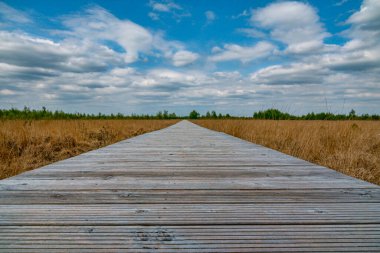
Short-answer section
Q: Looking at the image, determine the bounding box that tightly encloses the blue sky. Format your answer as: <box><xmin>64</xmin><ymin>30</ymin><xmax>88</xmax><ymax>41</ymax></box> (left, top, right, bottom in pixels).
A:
<box><xmin>0</xmin><ymin>0</ymin><xmax>379</xmax><ymax>115</ymax></box>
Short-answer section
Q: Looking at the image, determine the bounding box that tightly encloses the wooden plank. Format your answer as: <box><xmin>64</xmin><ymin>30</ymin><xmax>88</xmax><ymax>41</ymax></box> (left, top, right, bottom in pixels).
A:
<box><xmin>1</xmin><ymin>189</ymin><xmax>379</xmax><ymax>204</ymax></box>
<box><xmin>1</xmin><ymin>225</ymin><xmax>380</xmax><ymax>252</ymax></box>
<box><xmin>1</xmin><ymin>203</ymin><xmax>380</xmax><ymax>225</ymax></box>
<box><xmin>0</xmin><ymin>120</ymin><xmax>379</xmax><ymax>252</ymax></box>
<box><xmin>0</xmin><ymin>178</ymin><xmax>373</xmax><ymax>190</ymax></box>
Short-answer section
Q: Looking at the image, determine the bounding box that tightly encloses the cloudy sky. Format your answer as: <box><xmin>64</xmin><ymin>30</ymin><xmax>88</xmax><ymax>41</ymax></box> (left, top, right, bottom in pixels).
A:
<box><xmin>0</xmin><ymin>0</ymin><xmax>379</xmax><ymax>115</ymax></box>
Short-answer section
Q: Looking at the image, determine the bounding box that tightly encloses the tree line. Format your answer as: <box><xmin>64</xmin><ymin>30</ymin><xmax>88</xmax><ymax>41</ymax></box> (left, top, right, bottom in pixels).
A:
<box><xmin>187</xmin><ymin>109</ymin><xmax>380</xmax><ymax>120</ymax></box>
<box><xmin>0</xmin><ymin>107</ymin><xmax>379</xmax><ymax>120</ymax></box>
<box><xmin>251</xmin><ymin>108</ymin><xmax>380</xmax><ymax>120</ymax></box>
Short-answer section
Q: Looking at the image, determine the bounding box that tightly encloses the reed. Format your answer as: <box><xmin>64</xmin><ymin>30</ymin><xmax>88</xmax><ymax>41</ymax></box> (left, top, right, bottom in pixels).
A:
<box><xmin>0</xmin><ymin>120</ymin><xmax>177</xmax><ymax>179</ymax></box>
<box><xmin>195</xmin><ymin>120</ymin><xmax>380</xmax><ymax>185</ymax></box>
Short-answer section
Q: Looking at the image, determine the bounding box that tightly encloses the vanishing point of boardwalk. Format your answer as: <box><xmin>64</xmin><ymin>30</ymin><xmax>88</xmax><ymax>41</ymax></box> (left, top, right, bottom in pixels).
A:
<box><xmin>0</xmin><ymin>121</ymin><xmax>379</xmax><ymax>252</ymax></box>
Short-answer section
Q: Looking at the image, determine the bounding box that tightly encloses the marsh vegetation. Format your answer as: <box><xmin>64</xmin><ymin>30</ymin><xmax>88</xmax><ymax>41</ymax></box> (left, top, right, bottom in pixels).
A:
<box><xmin>195</xmin><ymin>120</ymin><xmax>380</xmax><ymax>185</ymax></box>
<box><xmin>0</xmin><ymin>120</ymin><xmax>177</xmax><ymax>179</ymax></box>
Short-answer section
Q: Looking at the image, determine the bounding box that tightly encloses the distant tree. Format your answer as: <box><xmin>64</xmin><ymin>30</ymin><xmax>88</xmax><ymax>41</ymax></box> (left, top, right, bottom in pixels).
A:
<box><xmin>206</xmin><ymin>111</ymin><xmax>211</xmax><ymax>118</ymax></box>
<box><xmin>156</xmin><ymin>111</ymin><xmax>163</xmax><ymax>119</ymax></box>
<box><xmin>349</xmin><ymin>109</ymin><xmax>356</xmax><ymax>119</ymax></box>
<box><xmin>211</xmin><ymin>111</ymin><xmax>217</xmax><ymax>118</ymax></box>
<box><xmin>189</xmin><ymin>110</ymin><xmax>200</xmax><ymax>119</ymax></box>
<box><xmin>253</xmin><ymin>109</ymin><xmax>291</xmax><ymax>120</ymax></box>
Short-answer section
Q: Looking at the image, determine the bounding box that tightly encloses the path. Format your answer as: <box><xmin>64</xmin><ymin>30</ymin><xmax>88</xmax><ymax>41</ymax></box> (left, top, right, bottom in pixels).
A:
<box><xmin>0</xmin><ymin>120</ymin><xmax>379</xmax><ymax>252</ymax></box>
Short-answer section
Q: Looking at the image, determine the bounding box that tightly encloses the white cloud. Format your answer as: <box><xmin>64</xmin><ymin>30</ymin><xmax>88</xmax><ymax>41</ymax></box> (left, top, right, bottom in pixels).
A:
<box><xmin>0</xmin><ymin>89</ymin><xmax>15</xmax><ymax>95</ymax></box>
<box><xmin>150</xmin><ymin>1</ymin><xmax>181</xmax><ymax>12</ymax></box>
<box><xmin>0</xmin><ymin>4</ymin><xmax>204</xmax><ymax>110</ymax></box>
<box><xmin>148</xmin><ymin>12</ymin><xmax>159</xmax><ymax>21</ymax></box>
<box><xmin>211</xmin><ymin>46</ymin><xmax>222</xmax><ymax>53</ymax></box>
<box><xmin>43</xmin><ymin>93</ymin><xmax>57</xmax><ymax>100</ymax></box>
<box><xmin>61</xmin><ymin>6</ymin><xmax>194</xmax><ymax>66</ymax></box>
<box><xmin>205</xmin><ymin>11</ymin><xmax>216</xmax><ymax>23</ymax></box>
<box><xmin>232</xmin><ymin>9</ymin><xmax>250</xmax><ymax>19</ymax></box>
<box><xmin>251</xmin><ymin>63</ymin><xmax>328</xmax><ymax>85</ymax></box>
<box><xmin>208</xmin><ymin>41</ymin><xmax>276</xmax><ymax>63</ymax></box>
<box><xmin>213</xmin><ymin>71</ymin><xmax>241</xmax><ymax>79</ymax></box>
<box><xmin>344</xmin><ymin>0</ymin><xmax>380</xmax><ymax>50</ymax></box>
<box><xmin>334</xmin><ymin>0</ymin><xmax>349</xmax><ymax>7</ymax></box>
<box><xmin>144</xmin><ymin>69</ymin><xmax>210</xmax><ymax>87</ymax></box>
<box><xmin>321</xmin><ymin>46</ymin><xmax>380</xmax><ymax>71</ymax></box>
<box><xmin>62</xmin><ymin>6</ymin><xmax>154</xmax><ymax>64</ymax></box>
<box><xmin>148</xmin><ymin>0</ymin><xmax>190</xmax><ymax>21</ymax></box>
<box><xmin>251</xmin><ymin>1</ymin><xmax>328</xmax><ymax>54</ymax></box>
<box><xmin>320</xmin><ymin>0</ymin><xmax>380</xmax><ymax>72</ymax></box>
<box><xmin>172</xmin><ymin>50</ymin><xmax>199</xmax><ymax>66</ymax></box>
<box><xmin>110</xmin><ymin>67</ymin><xmax>136</xmax><ymax>76</ymax></box>
<box><xmin>0</xmin><ymin>30</ymin><xmax>124</xmax><ymax>72</ymax></box>
<box><xmin>237</xmin><ymin>28</ymin><xmax>266</xmax><ymax>38</ymax></box>
<box><xmin>0</xmin><ymin>1</ymin><xmax>379</xmax><ymax>115</ymax></box>
<box><xmin>241</xmin><ymin>0</ymin><xmax>380</xmax><ymax>115</ymax></box>
<box><xmin>0</xmin><ymin>2</ymin><xmax>31</xmax><ymax>24</ymax></box>
<box><xmin>347</xmin><ymin>0</ymin><xmax>380</xmax><ymax>29</ymax></box>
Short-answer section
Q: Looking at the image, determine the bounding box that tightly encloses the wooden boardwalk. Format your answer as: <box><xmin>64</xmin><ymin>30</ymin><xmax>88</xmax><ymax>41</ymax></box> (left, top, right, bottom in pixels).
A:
<box><xmin>0</xmin><ymin>120</ymin><xmax>379</xmax><ymax>252</ymax></box>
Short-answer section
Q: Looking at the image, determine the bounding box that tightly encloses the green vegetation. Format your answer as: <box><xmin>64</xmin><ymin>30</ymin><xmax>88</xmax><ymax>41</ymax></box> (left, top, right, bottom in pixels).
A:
<box><xmin>0</xmin><ymin>107</ymin><xmax>179</xmax><ymax>120</ymax></box>
<box><xmin>0</xmin><ymin>107</ymin><xmax>379</xmax><ymax>120</ymax></box>
<box><xmin>252</xmin><ymin>108</ymin><xmax>380</xmax><ymax>120</ymax></box>
<box><xmin>189</xmin><ymin>110</ymin><xmax>200</xmax><ymax>119</ymax></box>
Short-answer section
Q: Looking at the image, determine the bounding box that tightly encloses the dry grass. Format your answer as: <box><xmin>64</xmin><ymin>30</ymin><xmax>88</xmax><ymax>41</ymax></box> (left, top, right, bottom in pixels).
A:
<box><xmin>0</xmin><ymin>120</ymin><xmax>177</xmax><ymax>179</ymax></box>
<box><xmin>195</xmin><ymin>120</ymin><xmax>380</xmax><ymax>185</ymax></box>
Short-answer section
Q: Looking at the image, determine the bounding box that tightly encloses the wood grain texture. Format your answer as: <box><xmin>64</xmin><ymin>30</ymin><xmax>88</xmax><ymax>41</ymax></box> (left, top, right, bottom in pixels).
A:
<box><xmin>0</xmin><ymin>120</ymin><xmax>379</xmax><ymax>252</ymax></box>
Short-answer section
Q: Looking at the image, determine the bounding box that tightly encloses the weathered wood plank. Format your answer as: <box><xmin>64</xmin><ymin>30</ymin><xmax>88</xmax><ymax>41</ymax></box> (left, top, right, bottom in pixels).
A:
<box><xmin>1</xmin><ymin>189</ymin><xmax>379</xmax><ymax>204</ymax></box>
<box><xmin>0</xmin><ymin>120</ymin><xmax>379</xmax><ymax>252</ymax></box>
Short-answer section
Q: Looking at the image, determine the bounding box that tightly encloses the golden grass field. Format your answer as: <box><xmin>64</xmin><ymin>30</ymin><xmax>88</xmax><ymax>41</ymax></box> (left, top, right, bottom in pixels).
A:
<box><xmin>0</xmin><ymin>120</ymin><xmax>177</xmax><ymax>179</ymax></box>
<box><xmin>195</xmin><ymin>120</ymin><xmax>380</xmax><ymax>185</ymax></box>
<box><xmin>1</xmin><ymin>119</ymin><xmax>379</xmax><ymax>185</ymax></box>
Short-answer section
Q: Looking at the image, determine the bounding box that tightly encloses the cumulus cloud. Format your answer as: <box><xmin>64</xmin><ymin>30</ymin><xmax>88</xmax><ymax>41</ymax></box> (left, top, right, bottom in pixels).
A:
<box><xmin>240</xmin><ymin>0</ymin><xmax>380</xmax><ymax>114</ymax></box>
<box><xmin>320</xmin><ymin>0</ymin><xmax>380</xmax><ymax>72</ymax></box>
<box><xmin>0</xmin><ymin>62</ymin><xmax>58</xmax><ymax>81</ymax></box>
<box><xmin>208</xmin><ymin>41</ymin><xmax>276</xmax><ymax>63</ymax></box>
<box><xmin>343</xmin><ymin>0</ymin><xmax>380</xmax><ymax>53</ymax></box>
<box><xmin>172</xmin><ymin>50</ymin><xmax>199</xmax><ymax>66</ymax></box>
<box><xmin>62</xmin><ymin>6</ymin><xmax>155</xmax><ymax>64</ymax></box>
<box><xmin>251</xmin><ymin>63</ymin><xmax>328</xmax><ymax>85</ymax></box>
<box><xmin>0</xmin><ymin>3</ymin><xmax>202</xmax><ymax>111</ymax></box>
<box><xmin>249</xmin><ymin>0</ymin><xmax>380</xmax><ymax>80</ymax></box>
<box><xmin>0</xmin><ymin>5</ymin><xmax>196</xmax><ymax>75</ymax></box>
<box><xmin>347</xmin><ymin>0</ymin><xmax>380</xmax><ymax>30</ymax></box>
<box><xmin>251</xmin><ymin>1</ymin><xmax>328</xmax><ymax>54</ymax></box>
<box><xmin>0</xmin><ymin>31</ymin><xmax>124</xmax><ymax>72</ymax></box>
<box><xmin>321</xmin><ymin>46</ymin><xmax>380</xmax><ymax>72</ymax></box>
<box><xmin>0</xmin><ymin>1</ymin><xmax>379</xmax><ymax>115</ymax></box>
<box><xmin>140</xmin><ymin>69</ymin><xmax>211</xmax><ymax>89</ymax></box>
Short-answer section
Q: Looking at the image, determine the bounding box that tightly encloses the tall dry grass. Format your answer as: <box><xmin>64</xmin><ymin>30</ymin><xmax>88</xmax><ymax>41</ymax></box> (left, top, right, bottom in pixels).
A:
<box><xmin>195</xmin><ymin>120</ymin><xmax>380</xmax><ymax>185</ymax></box>
<box><xmin>0</xmin><ymin>120</ymin><xmax>177</xmax><ymax>179</ymax></box>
